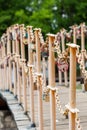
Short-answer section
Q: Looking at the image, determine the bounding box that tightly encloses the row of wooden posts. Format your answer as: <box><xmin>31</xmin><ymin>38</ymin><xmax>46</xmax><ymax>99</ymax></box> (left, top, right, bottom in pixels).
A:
<box><xmin>0</xmin><ymin>23</ymin><xmax>86</xmax><ymax>130</ymax></box>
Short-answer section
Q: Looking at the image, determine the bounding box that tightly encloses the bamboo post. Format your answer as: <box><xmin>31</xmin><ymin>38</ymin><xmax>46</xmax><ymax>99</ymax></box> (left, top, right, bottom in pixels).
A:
<box><xmin>47</xmin><ymin>34</ymin><xmax>56</xmax><ymax>130</ymax></box>
<box><xmin>20</xmin><ymin>25</ymin><xmax>27</xmax><ymax>113</ymax></box>
<box><xmin>66</xmin><ymin>43</ymin><xmax>79</xmax><ymax>130</ymax></box>
<box><xmin>81</xmin><ymin>23</ymin><xmax>85</xmax><ymax>91</ymax></box>
<box><xmin>27</xmin><ymin>26</ymin><xmax>35</xmax><ymax>125</ymax></box>
<box><xmin>12</xmin><ymin>27</ymin><xmax>17</xmax><ymax>97</ymax></box>
<box><xmin>61</xmin><ymin>29</ymin><xmax>68</xmax><ymax>86</ymax></box>
<box><xmin>35</xmin><ymin>28</ymin><xmax>43</xmax><ymax>130</ymax></box>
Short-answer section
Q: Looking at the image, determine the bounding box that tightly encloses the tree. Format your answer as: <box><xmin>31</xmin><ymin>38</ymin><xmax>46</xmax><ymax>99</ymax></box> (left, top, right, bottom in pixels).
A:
<box><xmin>55</xmin><ymin>0</ymin><xmax>87</xmax><ymax>31</ymax></box>
<box><xmin>29</xmin><ymin>0</ymin><xmax>56</xmax><ymax>35</ymax></box>
<box><xmin>0</xmin><ymin>0</ymin><xmax>87</xmax><ymax>36</ymax></box>
<box><xmin>0</xmin><ymin>0</ymin><xmax>31</xmax><ymax>36</ymax></box>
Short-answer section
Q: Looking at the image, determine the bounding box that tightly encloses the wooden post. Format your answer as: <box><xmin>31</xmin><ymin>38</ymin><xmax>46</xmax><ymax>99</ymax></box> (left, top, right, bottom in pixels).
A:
<box><xmin>0</xmin><ymin>43</ymin><xmax>3</xmax><ymax>90</ymax></box>
<box><xmin>1</xmin><ymin>38</ymin><xmax>4</xmax><ymax>90</ymax></box>
<box><xmin>17</xmin><ymin>57</ymin><xmax>21</xmax><ymax>104</ymax></box>
<box><xmin>61</xmin><ymin>29</ymin><xmax>68</xmax><ymax>86</ymax></box>
<box><xmin>35</xmin><ymin>29</ymin><xmax>43</xmax><ymax>130</ymax></box>
<box><xmin>66</xmin><ymin>43</ymin><xmax>79</xmax><ymax>130</ymax></box>
<box><xmin>58</xmin><ymin>37</ymin><xmax>62</xmax><ymax>85</ymax></box>
<box><xmin>22</xmin><ymin>61</ymin><xmax>27</xmax><ymax>113</ymax></box>
<box><xmin>81</xmin><ymin>23</ymin><xmax>85</xmax><ymax>51</ymax></box>
<box><xmin>15</xmin><ymin>25</ymin><xmax>21</xmax><ymax>103</ymax></box>
<box><xmin>3</xmin><ymin>37</ymin><xmax>7</xmax><ymax>90</ymax></box>
<box><xmin>27</xmin><ymin>26</ymin><xmax>35</xmax><ymax>124</ymax></box>
<box><xmin>1</xmin><ymin>36</ymin><xmax>6</xmax><ymax>90</ymax></box>
<box><xmin>20</xmin><ymin>25</ymin><xmax>27</xmax><ymax>113</ymax></box>
<box><xmin>73</xmin><ymin>25</ymin><xmax>77</xmax><ymax>44</ymax></box>
<box><xmin>12</xmin><ymin>27</ymin><xmax>17</xmax><ymax>97</ymax></box>
<box><xmin>4</xmin><ymin>35</ymin><xmax>7</xmax><ymax>91</ymax></box>
<box><xmin>42</xmin><ymin>57</ymin><xmax>47</xmax><ymax>88</ymax></box>
<box><xmin>0</xmin><ymin>42</ymin><xmax>3</xmax><ymax>90</ymax></box>
<box><xmin>33</xmin><ymin>52</ymin><xmax>37</xmax><ymax>73</ymax></box>
<box><xmin>47</xmin><ymin>34</ymin><xmax>56</xmax><ymax>130</ymax></box>
<box><xmin>20</xmin><ymin>25</ymin><xmax>25</xmax><ymax>59</ymax></box>
<box><xmin>81</xmin><ymin>23</ymin><xmax>85</xmax><ymax>91</ymax></box>
<box><xmin>0</xmin><ymin>45</ymin><xmax>2</xmax><ymax>89</ymax></box>
<box><xmin>59</xmin><ymin>71</ymin><xmax>62</xmax><ymax>85</ymax></box>
<box><xmin>7</xmin><ymin>28</ymin><xmax>12</xmax><ymax>92</ymax></box>
<box><xmin>0</xmin><ymin>65</ymin><xmax>1</xmax><ymax>89</ymax></box>
<box><xmin>5</xmin><ymin>36</ymin><xmax>8</xmax><ymax>91</ymax></box>
<box><xmin>6</xmin><ymin>30</ymin><xmax>9</xmax><ymax>91</ymax></box>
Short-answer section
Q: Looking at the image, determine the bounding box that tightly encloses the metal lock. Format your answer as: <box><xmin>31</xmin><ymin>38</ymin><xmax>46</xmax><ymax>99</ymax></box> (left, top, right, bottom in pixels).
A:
<box><xmin>43</xmin><ymin>93</ymin><xmax>49</xmax><ymax>102</ymax></box>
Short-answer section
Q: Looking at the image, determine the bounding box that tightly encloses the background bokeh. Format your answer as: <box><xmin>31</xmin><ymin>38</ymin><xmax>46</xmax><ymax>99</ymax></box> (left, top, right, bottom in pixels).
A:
<box><xmin>0</xmin><ymin>0</ymin><xmax>87</xmax><ymax>36</ymax></box>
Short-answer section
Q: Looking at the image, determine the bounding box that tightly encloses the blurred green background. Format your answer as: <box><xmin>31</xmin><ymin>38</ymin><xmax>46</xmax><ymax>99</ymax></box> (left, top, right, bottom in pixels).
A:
<box><xmin>0</xmin><ymin>0</ymin><xmax>87</xmax><ymax>36</ymax></box>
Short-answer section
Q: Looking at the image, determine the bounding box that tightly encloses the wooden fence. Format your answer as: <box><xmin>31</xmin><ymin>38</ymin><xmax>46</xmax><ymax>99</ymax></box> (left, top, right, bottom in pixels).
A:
<box><xmin>0</xmin><ymin>23</ymin><xmax>87</xmax><ymax>130</ymax></box>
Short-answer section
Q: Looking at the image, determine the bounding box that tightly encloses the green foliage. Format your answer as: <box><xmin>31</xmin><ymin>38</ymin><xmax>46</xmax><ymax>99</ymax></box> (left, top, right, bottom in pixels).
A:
<box><xmin>0</xmin><ymin>0</ymin><xmax>87</xmax><ymax>36</ymax></box>
<box><xmin>55</xmin><ymin>0</ymin><xmax>87</xmax><ymax>30</ymax></box>
<box><xmin>0</xmin><ymin>0</ymin><xmax>31</xmax><ymax>35</ymax></box>
<box><xmin>28</xmin><ymin>0</ymin><xmax>56</xmax><ymax>35</ymax></box>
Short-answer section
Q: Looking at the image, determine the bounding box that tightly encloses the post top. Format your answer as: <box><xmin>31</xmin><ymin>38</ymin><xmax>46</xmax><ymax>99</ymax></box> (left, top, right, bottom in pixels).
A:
<box><xmin>19</xmin><ymin>24</ymin><xmax>24</xmax><ymax>28</ymax></box>
<box><xmin>60</xmin><ymin>28</ymin><xmax>67</xmax><ymax>33</ymax></box>
<box><xmin>69</xmin><ymin>24</ymin><xmax>77</xmax><ymax>29</ymax></box>
<box><xmin>34</xmin><ymin>28</ymin><xmax>41</xmax><ymax>31</ymax></box>
<box><xmin>14</xmin><ymin>24</ymin><xmax>19</xmax><ymax>27</ymax></box>
<box><xmin>26</xmin><ymin>26</ymin><xmax>33</xmax><ymax>29</ymax></box>
<box><xmin>80</xmin><ymin>22</ymin><xmax>85</xmax><ymax>26</ymax></box>
<box><xmin>67</xmin><ymin>43</ymin><xmax>80</xmax><ymax>48</ymax></box>
<box><xmin>46</xmin><ymin>33</ymin><xmax>55</xmax><ymax>37</ymax></box>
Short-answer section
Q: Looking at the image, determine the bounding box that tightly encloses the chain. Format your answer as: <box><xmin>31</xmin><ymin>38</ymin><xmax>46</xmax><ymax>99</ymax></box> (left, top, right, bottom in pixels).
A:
<box><xmin>55</xmin><ymin>88</ymin><xmax>69</xmax><ymax>119</ymax></box>
<box><xmin>77</xmin><ymin>50</ymin><xmax>87</xmax><ymax>80</ymax></box>
<box><xmin>32</xmin><ymin>66</ymin><xmax>37</xmax><ymax>83</ymax></box>
<box><xmin>56</xmin><ymin>88</ymin><xmax>64</xmax><ymax>114</ymax></box>
<box><xmin>24</xmin><ymin>65</ymin><xmax>29</xmax><ymax>75</ymax></box>
<box><xmin>38</xmin><ymin>28</ymin><xmax>44</xmax><ymax>45</ymax></box>
<box><xmin>29</xmin><ymin>26</ymin><xmax>34</xmax><ymax>42</ymax></box>
<box><xmin>75</xmin><ymin>113</ymin><xmax>82</xmax><ymax>130</ymax></box>
<box><xmin>39</xmin><ymin>75</ymin><xmax>50</xmax><ymax>102</ymax></box>
<box><xmin>0</xmin><ymin>53</ymin><xmax>12</xmax><ymax>66</ymax></box>
<box><xmin>54</xmin><ymin>32</ymin><xmax>69</xmax><ymax>62</ymax></box>
<box><xmin>40</xmin><ymin>75</ymin><xmax>49</xmax><ymax>94</ymax></box>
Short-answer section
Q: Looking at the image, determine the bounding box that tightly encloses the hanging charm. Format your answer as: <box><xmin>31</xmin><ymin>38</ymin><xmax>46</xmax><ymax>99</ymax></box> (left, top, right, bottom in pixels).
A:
<box><xmin>57</xmin><ymin>58</ymin><xmax>68</xmax><ymax>72</ymax></box>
